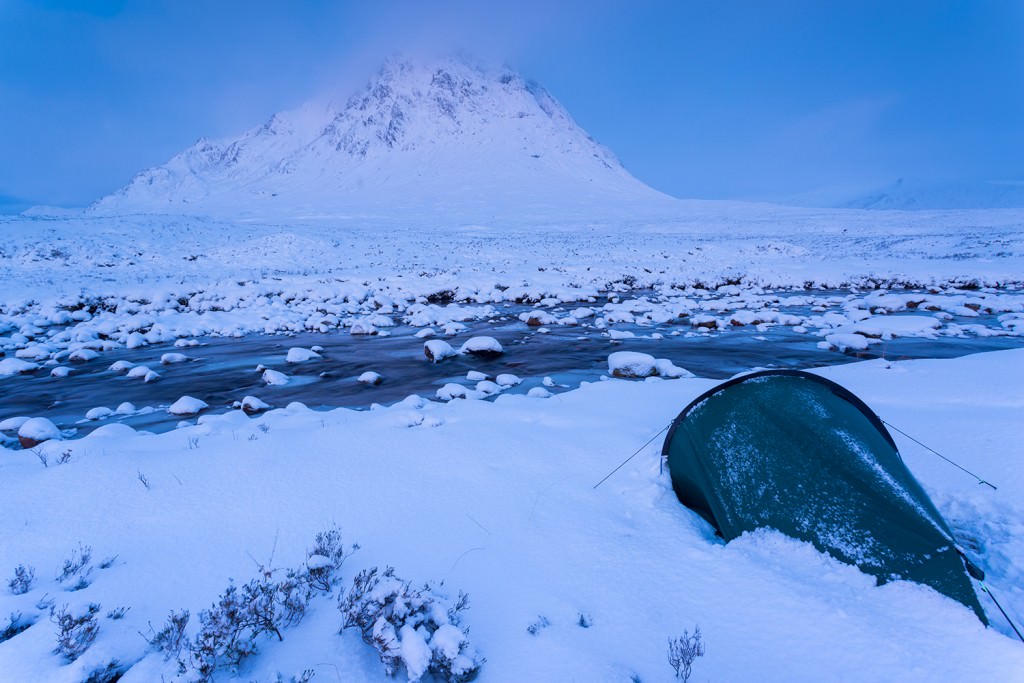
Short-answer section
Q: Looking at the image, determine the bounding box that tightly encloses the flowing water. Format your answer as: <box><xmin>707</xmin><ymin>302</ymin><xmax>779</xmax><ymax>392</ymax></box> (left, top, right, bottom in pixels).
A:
<box><xmin>1</xmin><ymin>292</ymin><xmax>1022</xmax><ymax>442</ymax></box>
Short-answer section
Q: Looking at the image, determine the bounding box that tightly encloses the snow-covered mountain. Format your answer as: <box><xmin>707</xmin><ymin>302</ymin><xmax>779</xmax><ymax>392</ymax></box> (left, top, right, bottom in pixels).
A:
<box><xmin>840</xmin><ymin>178</ymin><xmax>1024</xmax><ymax>210</ymax></box>
<box><xmin>92</xmin><ymin>56</ymin><xmax>672</xmax><ymax>219</ymax></box>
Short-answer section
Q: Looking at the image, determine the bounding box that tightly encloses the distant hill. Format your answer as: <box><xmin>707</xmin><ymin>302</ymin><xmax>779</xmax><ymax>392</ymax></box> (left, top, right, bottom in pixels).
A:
<box><xmin>839</xmin><ymin>179</ymin><xmax>1024</xmax><ymax>210</ymax></box>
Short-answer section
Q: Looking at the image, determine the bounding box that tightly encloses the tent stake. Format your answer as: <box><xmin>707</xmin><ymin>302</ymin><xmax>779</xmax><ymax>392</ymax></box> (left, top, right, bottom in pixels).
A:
<box><xmin>593</xmin><ymin>424</ymin><xmax>670</xmax><ymax>490</ymax></box>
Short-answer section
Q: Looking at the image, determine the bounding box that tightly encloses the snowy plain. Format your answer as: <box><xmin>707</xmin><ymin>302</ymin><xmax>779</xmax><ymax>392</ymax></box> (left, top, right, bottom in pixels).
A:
<box><xmin>1</xmin><ymin>201</ymin><xmax>1024</xmax><ymax>683</ymax></box>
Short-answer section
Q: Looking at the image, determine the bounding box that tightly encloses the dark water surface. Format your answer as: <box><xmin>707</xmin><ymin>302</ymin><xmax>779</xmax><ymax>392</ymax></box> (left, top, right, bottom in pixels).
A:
<box><xmin>2</xmin><ymin>297</ymin><xmax>1022</xmax><ymax>442</ymax></box>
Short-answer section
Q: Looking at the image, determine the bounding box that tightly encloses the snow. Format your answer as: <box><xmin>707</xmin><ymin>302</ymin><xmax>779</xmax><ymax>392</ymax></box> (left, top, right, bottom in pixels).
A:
<box><xmin>1</xmin><ymin>351</ymin><xmax>1018</xmax><ymax>681</ymax></box>
<box><xmin>89</xmin><ymin>56</ymin><xmax>666</xmax><ymax>221</ymax></box>
<box><xmin>262</xmin><ymin>369</ymin><xmax>290</xmax><ymax>386</ymax></box>
<box><xmin>0</xmin><ymin>416</ymin><xmax>31</xmax><ymax>431</ymax></box>
<box><xmin>160</xmin><ymin>352</ymin><xmax>190</xmax><ymax>364</ymax></box>
<box><xmin>286</xmin><ymin>347</ymin><xmax>322</xmax><ymax>363</ymax></box>
<box><xmin>358</xmin><ymin>371</ymin><xmax>383</xmax><ymax>385</ymax></box>
<box><xmin>423</xmin><ymin>340</ymin><xmax>457</xmax><ymax>363</ymax></box>
<box><xmin>0</xmin><ymin>53</ymin><xmax>1023</xmax><ymax>683</ymax></box>
<box><xmin>167</xmin><ymin>395</ymin><xmax>209</xmax><ymax>416</ymax></box>
<box><xmin>0</xmin><ymin>358</ymin><xmax>39</xmax><ymax>376</ymax></box>
<box><xmin>495</xmin><ymin>374</ymin><xmax>522</xmax><ymax>387</ymax></box>
<box><xmin>16</xmin><ymin>416</ymin><xmax>60</xmax><ymax>442</ymax></box>
<box><xmin>237</xmin><ymin>395</ymin><xmax>271</xmax><ymax>414</ymax></box>
<box><xmin>458</xmin><ymin>336</ymin><xmax>503</xmax><ymax>356</ymax></box>
<box><xmin>84</xmin><ymin>407</ymin><xmax>113</xmax><ymax>421</ymax></box>
<box><xmin>608</xmin><ymin>351</ymin><xmax>691</xmax><ymax>379</ymax></box>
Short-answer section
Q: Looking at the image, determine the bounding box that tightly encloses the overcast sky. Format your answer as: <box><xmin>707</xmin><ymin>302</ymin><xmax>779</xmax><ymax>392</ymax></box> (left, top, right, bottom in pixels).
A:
<box><xmin>1</xmin><ymin>0</ymin><xmax>1022</xmax><ymax>210</ymax></box>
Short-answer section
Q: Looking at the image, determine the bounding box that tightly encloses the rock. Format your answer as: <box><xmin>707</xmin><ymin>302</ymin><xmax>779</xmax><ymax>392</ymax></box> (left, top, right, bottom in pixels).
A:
<box><xmin>108</xmin><ymin>360</ymin><xmax>135</xmax><ymax>373</ymax></box>
<box><xmin>125</xmin><ymin>332</ymin><xmax>148</xmax><ymax>349</ymax></box>
<box><xmin>690</xmin><ymin>315</ymin><xmax>718</xmax><ymax>330</ymax></box>
<box><xmin>68</xmin><ymin>348</ymin><xmax>100</xmax><ymax>363</ymax></box>
<box><xmin>126</xmin><ymin>365</ymin><xmax>152</xmax><ymax>378</ymax></box>
<box><xmin>0</xmin><ymin>358</ymin><xmax>40</xmax><ymax>376</ymax></box>
<box><xmin>18</xmin><ymin>417</ymin><xmax>61</xmax><ymax>448</ymax></box>
<box><xmin>238</xmin><ymin>395</ymin><xmax>271</xmax><ymax>415</ymax></box>
<box><xmin>519</xmin><ymin>311</ymin><xmax>557</xmax><ymax>327</ymax></box>
<box><xmin>436</xmin><ymin>383</ymin><xmax>468</xmax><ymax>400</ymax></box>
<box><xmin>262</xmin><ymin>369</ymin><xmax>290</xmax><ymax>386</ymax></box>
<box><xmin>608</xmin><ymin>351</ymin><xmax>658</xmax><ymax>378</ymax></box>
<box><xmin>161</xmin><ymin>352</ymin><xmax>190</xmax><ymax>364</ymax></box>
<box><xmin>286</xmin><ymin>347</ymin><xmax>322</xmax><ymax>363</ymax></box>
<box><xmin>458</xmin><ymin>336</ymin><xmax>503</xmax><ymax>357</ymax></box>
<box><xmin>495</xmin><ymin>373</ymin><xmax>521</xmax><ymax>387</ymax></box>
<box><xmin>50</xmin><ymin>366</ymin><xmax>72</xmax><ymax>378</ymax></box>
<box><xmin>424</xmin><ymin>340</ymin><xmax>456</xmax><ymax>363</ymax></box>
<box><xmin>85</xmin><ymin>407</ymin><xmax>113</xmax><ymax>420</ymax></box>
<box><xmin>358</xmin><ymin>371</ymin><xmax>383</xmax><ymax>385</ymax></box>
<box><xmin>349</xmin><ymin>320</ymin><xmax>378</xmax><ymax>335</ymax></box>
<box><xmin>167</xmin><ymin>396</ymin><xmax>209</xmax><ymax>416</ymax></box>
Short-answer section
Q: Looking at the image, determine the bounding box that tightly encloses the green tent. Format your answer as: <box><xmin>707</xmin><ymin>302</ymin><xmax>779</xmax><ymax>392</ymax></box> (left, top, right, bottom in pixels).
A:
<box><xmin>662</xmin><ymin>369</ymin><xmax>987</xmax><ymax>623</ymax></box>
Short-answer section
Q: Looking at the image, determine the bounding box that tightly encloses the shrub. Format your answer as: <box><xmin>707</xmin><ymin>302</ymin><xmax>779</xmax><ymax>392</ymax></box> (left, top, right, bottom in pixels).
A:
<box><xmin>142</xmin><ymin>609</ymin><xmax>190</xmax><ymax>661</ymax></box>
<box><xmin>338</xmin><ymin>566</ymin><xmax>482</xmax><ymax>682</ymax></box>
<box><xmin>190</xmin><ymin>583</ymin><xmax>259</xmax><ymax>681</ymax></box>
<box><xmin>57</xmin><ymin>543</ymin><xmax>93</xmax><ymax>590</ymax></box>
<box><xmin>1</xmin><ymin>611</ymin><xmax>34</xmax><ymax>644</ymax></box>
<box><xmin>52</xmin><ymin>603</ymin><xmax>101</xmax><ymax>662</ymax></box>
<box><xmin>8</xmin><ymin>564</ymin><xmax>35</xmax><ymax>595</ymax></box>
<box><xmin>189</xmin><ymin>569</ymin><xmax>313</xmax><ymax>682</ymax></box>
<box><xmin>306</xmin><ymin>526</ymin><xmax>358</xmax><ymax>593</ymax></box>
<box><xmin>667</xmin><ymin>626</ymin><xmax>705</xmax><ymax>682</ymax></box>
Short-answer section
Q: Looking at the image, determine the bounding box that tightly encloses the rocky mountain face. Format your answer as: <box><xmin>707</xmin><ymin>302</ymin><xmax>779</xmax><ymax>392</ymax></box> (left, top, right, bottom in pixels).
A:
<box><xmin>92</xmin><ymin>56</ymin><xmax>671</xmax><ymax>219</ymax></box>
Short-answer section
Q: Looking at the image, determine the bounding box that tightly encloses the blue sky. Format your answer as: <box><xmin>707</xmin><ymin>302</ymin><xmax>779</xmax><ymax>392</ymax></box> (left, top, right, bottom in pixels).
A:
<box><xmin>1</xmin><ymin>0</ymin><xmax>1022</xmax><ymax>210</ymax></box>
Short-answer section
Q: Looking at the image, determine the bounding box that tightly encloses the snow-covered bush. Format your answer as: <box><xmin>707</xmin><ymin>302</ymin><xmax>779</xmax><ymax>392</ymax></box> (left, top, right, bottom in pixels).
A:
<box><xmin>667</xmin><ymin>626</ymin><xmax>705</xmax><ymax>682</ymax></box>
<box><xmin>190</xmin><ymin>569</ymin><xmax>314</xmax><ymax>681</ymax></box>
<box><xmin>8</xmin><ymin>564</ymin><xmax>35</xmax><ymax>595</ymax></box>
<box><xmin>2</xmin><ymin>611</ymin><xmax>34</xmax><ymax>644</ymax></box>
<box><xmin>190</xmin><ymin>582</ymin><xmax>260</xmax><ymax>680</ymax></box>
<box><xmin>52</xmin><ymin>602</ymin><xmax>101</xmax><ymax>662</ymax></box>
<box><xmin>306</xmin><ymin>527</ymin><xmax>359</xmax><ymax>593</ymax></box>
<box><xmin>57</xmin><ymin>543</ymin><xmax>93</xmax><ymax>590</ymax></box>
<box><xmin>141</xmin><ymin>609</ymin><xmax>190</xmax><ymax>661</ymax></box>
<box><xmin>338</xmin><ymin>566</ymin><xmax>482</xmax><ymax>682</ymax></box>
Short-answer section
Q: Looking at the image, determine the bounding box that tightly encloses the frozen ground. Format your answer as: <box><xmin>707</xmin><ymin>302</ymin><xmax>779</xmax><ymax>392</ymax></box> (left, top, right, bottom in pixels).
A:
<box><xmin>1</xmin><ymin>206</ymin><xmax>1024</xmax><ymax>682</ymax></box>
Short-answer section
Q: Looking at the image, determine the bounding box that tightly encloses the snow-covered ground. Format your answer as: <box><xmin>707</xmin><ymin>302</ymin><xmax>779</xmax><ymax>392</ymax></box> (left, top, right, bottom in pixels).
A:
<box><xmin>1</xmin><ymin>202</ymin><xmax>1024</xmax><ymax>682</ymax></box>
<box><xmin>1</xmin><ymin>346</ymin><xmax>1022</xmax><ymax>683</ymax></box>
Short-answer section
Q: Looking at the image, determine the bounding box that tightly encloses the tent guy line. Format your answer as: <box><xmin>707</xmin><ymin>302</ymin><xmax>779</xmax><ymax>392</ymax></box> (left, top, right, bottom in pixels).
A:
<box><xmin>881</xmin><ymin>419</ymin><xmax>998</xmax><ymax>490</ymax></box>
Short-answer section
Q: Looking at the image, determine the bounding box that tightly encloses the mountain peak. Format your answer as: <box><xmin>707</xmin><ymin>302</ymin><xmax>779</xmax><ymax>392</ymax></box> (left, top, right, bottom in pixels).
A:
<box><xmin>92</xmin><ymin>55</ymin><xmax>668</xmax><ymax>219</ymax></box>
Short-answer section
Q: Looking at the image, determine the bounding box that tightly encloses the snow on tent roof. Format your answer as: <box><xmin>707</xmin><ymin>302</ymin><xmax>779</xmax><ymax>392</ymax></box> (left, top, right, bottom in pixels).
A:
<box><xmin>661</xmin><ymin>369</ymin><xmax>987</xmax><ymax>623</ymax></box>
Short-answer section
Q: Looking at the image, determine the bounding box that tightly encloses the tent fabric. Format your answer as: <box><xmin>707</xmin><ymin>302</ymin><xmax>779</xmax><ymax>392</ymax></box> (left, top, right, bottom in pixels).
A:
<box><xmin>662</xmin><ymin>369</ymin><xmax>986</xmax><ymax>623</ymax></box>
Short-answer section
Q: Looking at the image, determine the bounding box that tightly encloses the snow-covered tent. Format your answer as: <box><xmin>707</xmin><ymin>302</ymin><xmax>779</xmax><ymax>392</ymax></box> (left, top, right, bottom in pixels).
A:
<box><xmin>661</xmin><ymin>370</ymin><xmax>987</xmax><ymax>623</ymax></box>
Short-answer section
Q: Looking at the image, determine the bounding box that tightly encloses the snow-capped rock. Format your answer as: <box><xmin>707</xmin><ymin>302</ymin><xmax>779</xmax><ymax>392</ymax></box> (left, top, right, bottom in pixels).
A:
<box><xmin>358</xmin><ymin>371</ymin><xmax>383</xmax><ymax>385</ymax></box>
<box><xmin>459</xmin><ymin>336</ymin><xmax>503</xmax><ymax>357</ymax></box>
<box><xmin>167</xmin><ymin>396</ymin><xmax>208</xmax><ymax>416</ymax></box>
<box><xmin>236</xmin><ymin>395</ymin><xmax>271</xmax><ymax>415</ymax></box>
<box><xmin>286</xmin><ymin>347</ymin><xmax>322</xmax><ymax>363</ymax></box>
<box><xmin>18</xmin><ymin>417</ymin><xmax>61</xmax><ymax>448</ymax></box>
<box><xmin>424</xmin><ymin>340</ymin><xmax>456</xmax><ymax>363</ymax></box>
<box><xmin>262</xmin><ymin>369</ymin><xmax>290</xmax><ymax>386</ymax></box>
<box><xmin>0</xmin><ymin>358</ymin><xmax>39</xmax><ymax>376</ymax></box>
